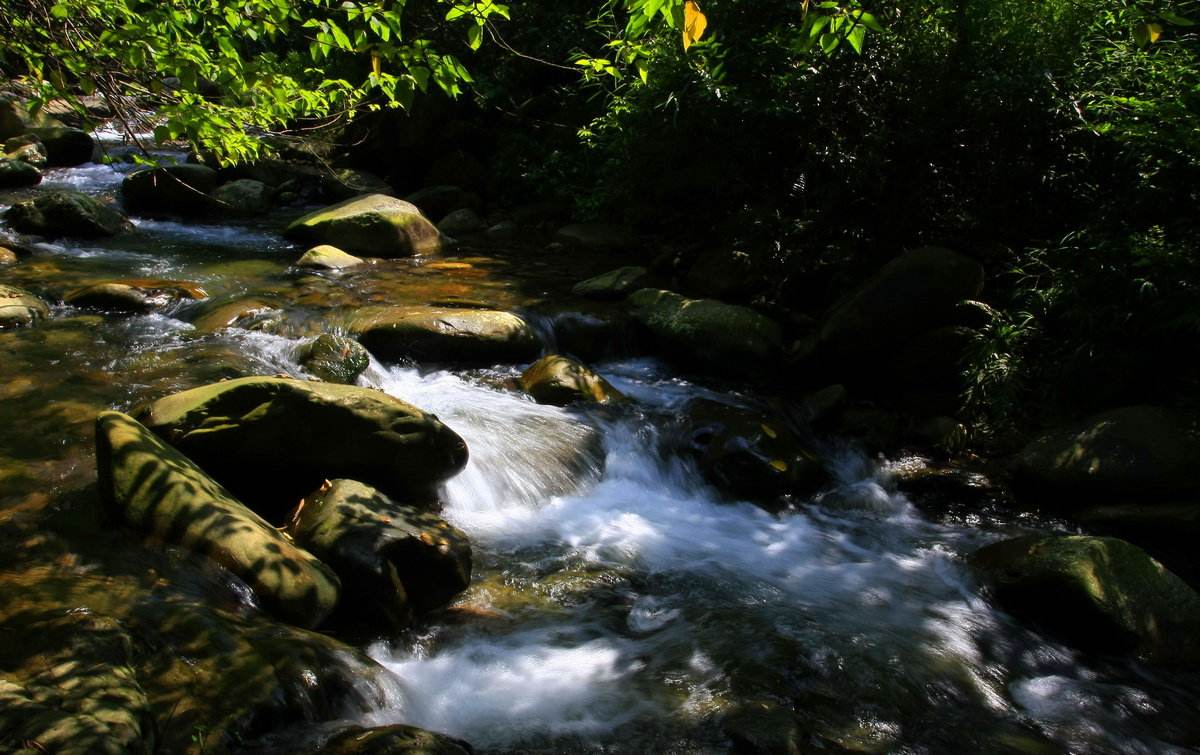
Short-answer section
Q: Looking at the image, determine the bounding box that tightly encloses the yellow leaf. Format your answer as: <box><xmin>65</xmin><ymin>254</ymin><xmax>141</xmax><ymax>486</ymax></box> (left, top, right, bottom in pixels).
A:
<box><xmin>770</xmin><ymin>459</ymin><xmax>788</xmax><ymax>472</ymax></box>
<box><xmin>1148</xmin><ymin>22</ymin><xmax>1163</xmax><ymax>42</ymax></box>
<box><xmin>760</xmin><ymin>423</ymin><xmax>777</xmax><ymax>439</ymax></box>
<box><xmin>683</xmin><ymin>0</ymin><xmax>707</xmax><ymax>51</ymax></box>
<box><xmin>371</xmin><ymin>51</ymin><xmax>382</xmax><ymax>77</ymax></box>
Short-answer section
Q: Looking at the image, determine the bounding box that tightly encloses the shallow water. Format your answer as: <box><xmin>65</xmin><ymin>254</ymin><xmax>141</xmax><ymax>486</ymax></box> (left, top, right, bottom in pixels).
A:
<box><xmin>2</xmin><ymin>156</ymin><xmax>1199</xmax><ymax>754</ymax></box>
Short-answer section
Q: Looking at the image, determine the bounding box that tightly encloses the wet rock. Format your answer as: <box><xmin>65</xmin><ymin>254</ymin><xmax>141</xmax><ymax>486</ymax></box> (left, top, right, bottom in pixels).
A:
<box><xmin>0</xmin><ymin>156</ymin><xmax>41</xmax><ymax>187</ymax></box>
<box><xmin>352</xmin><ymin>306</ymin><xmax>541</xmax><ymax>365</ymax></box>
<box><xmin>551</xmin><ymin>311</ymin><xmax>632</xmax><ymax>361</ymax></box>
<box><xmin>4</xmin><ymin>133</ymin><xmax>48</xmax><ymax>167</ymax></box>
<box><xmin>437</xmin><ymin>207</ymin><xmax>486</xmax><ymax>236</ymax></box>
<box><xmin>95</xmin><ymin>411</ymin><xmax>341</xmax><ymax>628</ymax></box>
<box><xmin>188</xmin><ymin>297</ymin><xmax>279</xmax><ymax>333</ymax></box>
<box><xmin>0</xmin><ymin>283</ymin><xmax>51</xmax><ymax>328</ymax></box>
<box><xmin>970</xmin><ymin>534</ymin><xmax>1200</xmax><ymax>664</ymax></box>
<box><xmin>132</xmin><ymin>376</ymin><xmax>468</xmax><ymax>514</ymax></box>
<box><xmin>0</xmin><ymin>612</ymin><xmax>151</xmax><ymax>755</ymax></box>
<box><xmin>403</xmin><ymin>185</ymin><xmax>479</xmax><ymax>221</ymax></box>
<box><xmin>571</xmin><ymin>266</ymin><xmax>649</xmax><ymax>300</ymax></box>
<box><xmin>674</xmin><ymin>399</ymin><xmax>828</xmax><ymax>505</ymax></box>
<box><xmin>722</xmin><ymin>701</ymin><xmax>802</xmax><ymax>755</ymax></box>
<box><xmin>315</xmin><ymin>724</ymin><xmax>474</xmax><ymax>754</ymax></box>
<box><xmin>292</xmin><ymin>479</ymin><xmax>472</xmax><ymax>628</ymax></box>
<box><xmin>296</xmin><ymin>244</ymin><xmax>365</xmax><ymax>270</ymax></box>
<box><xmin>26</xmin><ymin>126</ymin><xmax>95</xmax><ymax>166</ymax></box>
<box><xmin>486</xmin><ymin>220</ymin><xmax>518</xmax><ymax>238</ymax></box>
<box><xmin>5</xmin><ymin>190</ymin><xmax>132</xmax><ymax>237</ymax></box>
<box><xmin>819</xmin><ymin>246</ymin><xmax>984</xmax><ymax>362</ymax></box>
<box><xmin>121</xmin><ymin>164</ymin><xmax>221</xmax><ymax>215</ymax></box>
<box><xmin>296</xmin><ymin>334</ymin><xmax>371</xmax><ymax>384</ymax></box>
<box><xmin>1012</xmin><ymin>406</ymin><xmax>1200</xmax><ymax>506</ymax></box>
<box><xmin>211</xmin><ymin>178</ymin><xmax>272</xmax><ymax>215</ymax></box>
<box><xmin>1075</xmin><ymin>503</ymin><xmax>1200</xmax><ymax>589</ymax></box>
<box><xmin>65</xmin><ymin>280</ymin><xmax>206</xmax><ymax>315</ymax></box>
<box><xmin>628</xmin><ymin>288</ymin><xmax>784</xmax><ymax>378</ymax></box>
<box><xmin>0</xmin><ymin>246</ymin><xmax>17</xmax><ymax>266</ymax></box>
<box><xmin>683</xmin><ymin>248</ymin><xmax>759</xmax><ymax>302</ymax></box>
<box><xmin>555</xmin><ymin>223</ymin><xmax>635</xmax><ymax>252</ymax></box>
<box><xmin>519</xmin><ymin>354</ymin><xmax>624</xmax><ymax>407</ymax></box>
<box><xmin>284</xmin><ymin>193</ymin><xmax>441</xmax><ymax>258</ymax></box>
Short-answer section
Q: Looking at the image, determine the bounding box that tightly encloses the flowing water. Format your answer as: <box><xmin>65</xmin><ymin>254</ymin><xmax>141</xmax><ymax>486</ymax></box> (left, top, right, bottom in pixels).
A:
<box><xmin>2</xmin><ymin>151</ymin><xmax>1199</xmax><ymax>754</ymax></box>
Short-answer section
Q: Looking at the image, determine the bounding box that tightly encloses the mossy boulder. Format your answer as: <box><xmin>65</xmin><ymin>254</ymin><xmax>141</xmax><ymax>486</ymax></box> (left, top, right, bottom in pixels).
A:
<box><xmin>628</xmin><ymin>288</ymin><xmax>784</xmax><ymax>377</ymax></box>
<box><xmin>65</xmin><ymin>279</ymin><xmax>207</xmax><ymax>315</ymax></box>
<box><xmin>672</xmin><ymin>399</ymin><xmax>828</xmax><ymax>506</ymax></box>
<box><xmin>1076</xmin><ymin>503</ymin><xmax>1200</xmax><ymax>589</ymax></box>
<box><xmin>352</xmin><ymin>306</ymin><xmax>541</xmax><ymax>365</ymax></box>
<box><xmin>519</xmin><ymin>355</ymin><xmax>624</xmax><ymax>406</ymax></box>
<box><xmin>0</xmin><ymin>156</ymin><xmax>41</xmax><ymax>188</ymax></box>
<box><xmin>292</xmin><ymin>479</ymin><xmax>472</xmax><ymax>629</ymax></box>
<box><xmin>121</xmin><ymin>164</ymin><xmax>221</xmax><ymax>215</ymax></box>
<box><xmin>0</xmin><ymin>612</ymin><xmax>151</xmax><ymax>755</ymax></box>
<box><xmin>284</xmin><ymin>194</ymin><xmax>441</xmax><ymax>258</ymax></box>
<box><xmin>296</xmin><ymin>334</ymin><xmax>371</xmax><ymax>384</ymax></box>
<box><xmin>970</xmin><ymin>534</ymin><xmax>1200</xmax><ymax>664</ymax></box>
<box><xmin>1012</xmin><ymin>406</ymin><xmax>1200</xmax><ymax>506</ymax></box>
<box><xmin>571</xmin><ymin>266</ymin><xmax>648</xmax><ymax>300</ymax></box>
<box><xmin>296</xmin><ymin>244</ymin><xmax>365</xmax><ymax>270</ymax></box>
<box><xmin>316</xmin><ymin>725</ymin><xmax>474</xmax><ymax>754</ymax></box>
<box><xmin>132</xmin><ymin>377</ymin><xmax>468</xmax><ymax>515</ymax></box>
<box><xmin>819</xmin><ymin>246</ymin><xmax>984</xmax><ymax>361</ymax></box>
<box><xmin>5</xmin><ymin>190</ymin><xmax>132</xmax><ymax>237</ymax></box>
<box><xmin>95</xmin><ymin>411</ymin><xmax>341</xmax><ymax>628</ymax></box>
<box><xmin>0</xmin><ymin>283</ymin><xmax>50</xmax><ymax>328</ymax></box>
<box><xmin>26</xmin><ymin>126</ymin><xmax>95</xmax><ymax>167</ymax></box>
<box><xmin>211</xmin><ymin>178</ymin><xmax>272</xmax><ymax>215</ymax></box>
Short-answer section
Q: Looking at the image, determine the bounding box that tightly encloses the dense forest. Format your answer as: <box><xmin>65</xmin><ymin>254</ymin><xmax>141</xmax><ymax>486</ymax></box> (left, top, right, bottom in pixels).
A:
<box><xmin>2</xmin><ymin>1</ymin><xmax>1200</xmax><ymax>753</ymax></box>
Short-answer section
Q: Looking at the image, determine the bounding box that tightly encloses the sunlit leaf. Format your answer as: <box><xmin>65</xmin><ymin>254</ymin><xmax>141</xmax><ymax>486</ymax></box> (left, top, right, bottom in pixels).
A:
<box><xmin>682</xmin><ymin>0</ymin><xmax>707</xmax><ymax>51</ymax></box>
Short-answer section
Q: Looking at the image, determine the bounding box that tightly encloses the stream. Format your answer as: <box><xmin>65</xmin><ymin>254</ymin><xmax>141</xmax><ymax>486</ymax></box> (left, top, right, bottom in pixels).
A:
<box><xmin>2</xmin><ymin>142</ymin><xmax>1199</xmax><ymax>754</ymax></box>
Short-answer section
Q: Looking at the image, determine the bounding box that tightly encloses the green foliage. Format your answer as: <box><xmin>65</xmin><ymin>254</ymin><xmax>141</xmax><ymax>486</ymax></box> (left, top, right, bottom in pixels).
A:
<box><xmin>0</xmin><ymin>0</ymin><xmax>507</xmax><ymax>164</ymax></box>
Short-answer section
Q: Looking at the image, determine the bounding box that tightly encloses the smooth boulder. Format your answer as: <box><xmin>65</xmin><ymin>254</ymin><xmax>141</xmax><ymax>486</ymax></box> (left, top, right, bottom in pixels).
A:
<box><xmin>970</xmin><ymin>534</ymin><xmax>1200</xmax><ymax>664</ymax></box>
<box><xmin>284</xmin><ymin>194</ymin><xmax>441</xmax><ymax>257</ymax></box>
<box><xmin>0</xmin><ymin>156</ymin><xmax>41</xmax><ymax>187</ymax></box>
<box><xmin>352</xmin><ymin>306</ymin><xmax>541</xmax><ymax>365</ymax></box>
<box><xmin>437</xmin><ymin>207</ymin><xmax>486</xmax><ymax>237</ymax></box>
<box><xmin>292</xmin><ymin>479</ymin><xmax>472</xmax><ymax>629</ymax></box>
<box><xmin>26</xmin><ymin>126</ymin><xmax>95</xmax><ymax>167</ymax></box>
<box><xmin>519</xmin><ymin>354</ymin><xmax>624</xmax><ymax>406</ymax></box>
<box><xmin>0</xmin><ymin>283</ymin><xmax>50</xmax><ymax>328</ymax></box>
<box><xmin>296</xmin><ymin>244</ymin><xmax>365</xmax><ymax>270</ymax></box>
<box><xmin>210</xmin><ymin>178</ymin><xmax>271</xmax><ymax>215</ymax></box>
<box><xmin>65</xmin><ymin>279</ymin><xmax>207</xmax><ymax>315</ymax></box>
<box><xmin>819</xmin><ymin>246</ymin><xmax>984</xmax><ymax>360</ymax></box>
<box><xmin>295</xmin><ymin>333</ymin><xmax>371</xmax><ymax>384</ymax></box>
<box><xmin>628</xmin><ymin>288</ymin><xmax>784</xmax><ymax>377</ymax></box>
<box><xmin>132</xmin><ymin>377</ymin><xmax>468</xmax><ymax>514</ymax></box>
<box><xmin>571</xmin><ymin>266</ymin><xmax>648</xmax><ymax>300</ymax></box>
<box><xmin>94</xmin><ymin>411</ymin><xmax>340</xmax><ymax>628</ymax></box>
<box><xmin>1012</xmin><ymin>406</ymin><xmax>1200</xmax><ymax>505</ymax></box>
<box><xmin>121</xmin><ymin>164</ymin><xmax>220</xmax><ymax>215</ymax></box>
<box><xmin>5</xmin><ymin>190</ymin><xmax>132</xmax><ymax>237</ymax></box>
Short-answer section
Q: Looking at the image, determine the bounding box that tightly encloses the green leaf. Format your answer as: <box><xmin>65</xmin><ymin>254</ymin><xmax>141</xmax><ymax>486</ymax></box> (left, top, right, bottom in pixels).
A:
<box><xmin>847</xmin><ymin>24</ymin><xmax>866</xmax><ymax>54</ymax></box>
<box><xmin>466</xmin><ymin>23</ymin><xmax>482</xmax><ymax>50</ymax></box>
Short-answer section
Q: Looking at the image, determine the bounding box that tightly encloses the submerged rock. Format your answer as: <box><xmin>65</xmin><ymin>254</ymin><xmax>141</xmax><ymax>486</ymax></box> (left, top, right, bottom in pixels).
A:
<box><xmin>0</xmin><ymin>156</ymin><xmax>41</xmax><ymax>187</ymax></box>
<box><xmin>26</xmin><ymin>126</ymin><xmax>95</xmax><ymax>167</ymax></box>
<box><xmin>5</xmin><ymin>190</ymin><xmax>132</xmax><ymax>237</ymax></box>
<box><xmin>0</xmin><ymin>283</ymin><xmax>50</xmax><ymax>328</ymax></box>
<box><xmin>296</xmin><ymin>333</ymin><xmax>371</xmax><ymax>384</ymax></box>
<box><xmin>971</xmin><ymin>534</ymin><xmax>1200</xmax><ymax>664</ymax></box>
<box><xmin>284</xmin><ymin>193</ymin><xmax>441</xmax><ymax>258</ymax></box>
<box><xmin>571</xmin><ymin>266</ymin><xmax>648</xmax><ymax>300</ymax></box>
<box><xmin>95</xmin><ymin>411</ymin><xmax>341</xmax><ymax>628</ymax></box>
<box><xmin>352</xmin><ymin>306</ymin><xmax>541</xmax><ymax>365</ymax></box>
<box><xmin>296</xmin><ymin>244</ymin><xmax>365</xmax><ymax>270</ymax></box>
<box><xmin>65</xmin><ymin>279</ymin><xmax>207</xmax><ymax>315</ymax></box>
<box><xmin>292</xmin><ymin>479</ymin><xmax>471</xmax><ymax>629</ymax></box>
<box><xmin>132</xmin><ymin>376</ymin><xmax>468</xmax><ymax>514</ymax></box>
<box><xmin>188</xmin><ymin>296</ymin><xmax>279</xmax><ymax>333</ymax></box>
<box><xmin>1012</xmin><ymin>405</ymin><xmax>1200</xmax><ymax>505</ymax></box>
<box><xmin>674</xmin><ymin>399</ymin><xmax>827</xmax><ymax>505</ymax></box>
<box><xmin>628</xmin><ymin>288</ymin><xmax>784</xmax><ymax>377</ymax></box>
<box><xmin>121</xmin><ymin>164</ymin><xmax>220</xmax><ymax>215</ymax></box>
<box><xmin>519</xmin><ymin>354</ymin><xmax>624</xmax><ymax>407</ymax></box>
<box><xmin>210</xmin><ymin>178</ymin><xmax>272</xmax><ymax>215</ymax></box>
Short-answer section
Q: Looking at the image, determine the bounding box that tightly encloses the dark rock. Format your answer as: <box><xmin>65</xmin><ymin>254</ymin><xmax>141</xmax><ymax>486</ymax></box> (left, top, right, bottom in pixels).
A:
<box><xmin>0</xmin><ymin>156</ymin><xmax>41</xmax><ymax>187</ymax></box>
<box><xmin>403</xmin><ymin>185</ymin><xmax>479</xmax><ymax>221</ymax></box>
<box><xmin>555</xmin><ymin>223</ymin><xmax>635</xmax><ymax>252</ymax></box>
<box><xmin>26</xmin><ymin>126</ymin><xmax>95</xmax><ymax>166</ymax></box>
<box><xmin>5</xmin><ymin>190</ymin><xmax>132</xmax><ymax>237</ymax></box>
<box><xmin>211</xmin><ymin>178</ymin><xmax>272</xmax><ymax>215</ymax></box>
<box><xmin>571</xmin><ymin>266</ymin><xmax>648</xmax><ymax>300</ymax></box>
<box><xmin>296</xmin><ymin>334</ymin><xmax>371</xmax><ymax>384</ymax></box>
<box><xmin>122</xmin><ymin>164</ymin><xmax>221</xmax><ymax>215</ymax></box>
<box><xmin>437</xmin><ymin>208</ymin><xmax>486</xmax><ymax>236</ymax></box>
<box><xmin>316</xmin><ymin>724</ymin><xmax>473</xmax><ymax>754</ymax></box>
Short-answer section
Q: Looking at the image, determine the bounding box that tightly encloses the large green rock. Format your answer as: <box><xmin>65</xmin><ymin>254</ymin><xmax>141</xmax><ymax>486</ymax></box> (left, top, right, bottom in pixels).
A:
<box><xmin>121</xmin><ymin>164</ymin><xmax>220</xmax><ymax>215</ymax></box>
<box><xmin>628</xmin><ymin>288</ymin><xmax>784</xmax><ymax>377</ymax></box>
<box><xmin>292</xmin><ymin>479</ymin><xmax>471</xmax><ymax>629</ymax></box>
<box><xmin>673</xmin><ymin>399</ymin><xmax>828</xmax><ymax>506</ymax></box>
<box><xmin>284</xmin><ymin>194</ymin><xmax>442</xmax><ymax>258</ymax></box>
<box><xmin>210</xmin><ymin>178</ymin><xmax>272</xmax><ymax>215</ymax></box>
<box><xmin>4</xmin><ymin>190</ymin><xmax>132</xmax><ymax>238</ymax></box>
<box><xmin>519</xmin><ymin>354</ymin><xmax>624</xmax><ymax>406</ymax></box>
<box><xmin>1012</xmin><ymin>406</ymin><xmax>1200</xmax><ymax>505</ymax></box>
<box><xmin>352</xmin><ymin>306</ymin><xmax>541</xmax><ymax>365</ymax></box>
<box><xmin>95</xmin><ymin>411</ymin><xmax>341</xmax><ymax>628</ymax></box>
<box><xmin>970</xmin><ymin>534</ymin><xmax>1200</xmax><ymax>664</ymax></box>
<box><xmin>0</xmin><ymin>283</ymin><xmax>50</xmax><ymax>328</ymax></box>
<box><xmin>1077</xmin><ymin>503</ymin><xmax>1200</xmax><ymax>589</ymax></box>
<box><xmin>296</xmin><ymin>334</ymin><xmax>371</xmax><ymax>384</ymax></box>
<box><xmin>0</xmin><ymin>156</ymin><xmax>41</xmax><ymax>188</ymax></box>
<box><xmin>819</xmin><ymin>246</ymin><xmax>984</xmax><ymax>360</ymax></box>
<box><xmin>571</xmin><ymin>266</ymin><xmax>648</xmax><ymax>300</ymax></box>
<box><xmin>132</xmin><ymin>377</ymin><xmax>468</xmax><ymax>514</ymax></box>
